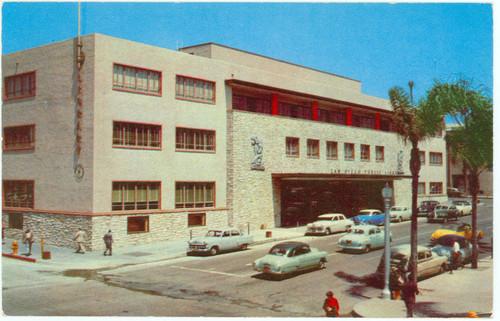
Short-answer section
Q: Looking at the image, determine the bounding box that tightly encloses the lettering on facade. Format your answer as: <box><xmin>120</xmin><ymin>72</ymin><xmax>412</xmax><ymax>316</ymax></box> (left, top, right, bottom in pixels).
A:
<box><xmin>250</xmin><ymin>135</ymin><xmax>264</xmax><ymax>171</ymax></box>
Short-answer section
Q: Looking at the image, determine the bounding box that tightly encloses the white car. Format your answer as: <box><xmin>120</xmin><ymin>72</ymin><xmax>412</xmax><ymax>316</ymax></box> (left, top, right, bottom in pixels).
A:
<box><xmin>305</xmin><ymin>213</ymin><xmax>352</xmax><ymax>235</ymax></box>
<box><xmin>390</xmin><ymin>206</ymin><xmax>411</xmax><ymax>222</ymax></box>
<box><xmin>453</xmin><ymin>200</ymin><xmax>472</xmax><ymax>216</ymax></box>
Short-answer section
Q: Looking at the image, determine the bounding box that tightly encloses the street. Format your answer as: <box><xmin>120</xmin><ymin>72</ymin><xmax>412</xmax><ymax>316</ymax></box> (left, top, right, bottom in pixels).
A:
<box><xmin>2</xmin><ymin>199</ymin><xmax>493</xmax><ymax>316</ymax></box>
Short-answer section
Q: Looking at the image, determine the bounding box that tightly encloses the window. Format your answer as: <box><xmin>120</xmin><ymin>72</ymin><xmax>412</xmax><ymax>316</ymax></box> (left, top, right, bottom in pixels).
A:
<box><xmin>176</xmin><ymin>75</ymin><xmax>215</xmax><ymax>103</ymax></box>
<box><xmin>418</xmin><ymin>183</ymin><xmax>426</xmax><ymax>195</ymax></box>
<box><xmin>113</xmin><ymin>121</ymin><xmax>161</xmax><ymax>149</ymax></box>
<box><xmin>9</xmin><ymin>213</ymin><xmax>23</xmax><ymax>229</ymax></box>
<box><xmin>286</xmin><ymin>137</ymin><xmax>299</xmax><ymax>156</ymax></box>
<box><xmin>4</xmin><ymin>71</ymin><xmax>36</xmax><ymax>100</ymax></box>
<box><xmin>307</xmin><ymin>139</ymin><xmax>320</xmax><ymax>158</ymax></box>
<box><xmin>113</xmin><ymin>64</ymin><xmax>161</xmax><ymax>95</ymax></box>
<box><xmin>232</xmin><ymin>95</ymin><xmax>272</xmax><ymax>114</ymax></box>
<box><xmin>3</xmin><ymin>180</ymin><xmax>34</xmax><ymax>209</ymax></box>
<box><xmin>278</xmin><ymin>102</ymin><xmax>312</xmax><ymax>120</ymax></box>
<box><xmin>353</xmin><ymin>115</ymin><xmax>375</xmax><ymax>129</ymax></box>
<box><xmin>317</xmin><ymin>108</ymin><xmax>346</xmax><ymax>125</ymax></box>
<box><xmin>344</xmin><ymin>143</ymin><xmax>355</xmax><ymax>160</ymax></box>
<box><xmin>175</xmin><ymin>182</ymin><xmax>215</xmax><ymax>209</ymax></box>
<box><xmin>361</xmin><ymin>144</ymin><xmax>370</xmax><ymax>161</ymax></box>
<box><xmin>420</xmin><ymin>151</ymin><xmax>426</xmax><ymax>165</ymax></box>
<box><xmin>3</xmin><ymin>125</ymin><xmax>35</xmax><ymax>150</ymax></box>
<box><xmin>188</xmin><ymin>213</ymin><xmax>206</xmax><ymax>227</ymax></box>
<box><xmin>112</xmin><ymin>182</ymin><xmax>160</xmax><ymax>211</ymax></box>
<box><xmin>326</xmin><ymin>141</ymin><xmax>338</xmax><ymax>159</ymax></box>
<box><xmin>380</xmin><ymin>118</ymin><xmax>392</xmax><ymax>132</ymax></box>
<box><xmin>429</xmin><ymin>152</ymin><xmax>443</xmax><ymax>166</ymax></box>
<box><xmin>127</xmin><ymin>216</ymin><xmax>149</xmax><ymax>233</ymax></box>
<box><xmin>176</xmin><ymin>127</ymin><xmax>215</xmax><ymax>152</ymax></box>
<box><xmin>376</xmin><ymin>146</ymin><xmax>384</xmax><ymax>162</ymax></box>
<box><xmin>430</xmin><ymin>182</ymin><xmax>443</xmax><ymax>195</ymax></box>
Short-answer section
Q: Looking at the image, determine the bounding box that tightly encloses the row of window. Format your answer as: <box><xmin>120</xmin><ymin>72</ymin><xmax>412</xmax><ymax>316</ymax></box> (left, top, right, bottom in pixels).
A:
<box><xmin>419</xmin><ymin>151</ymin><xmax>443</xmax><ymax>166</ymax></box>
<box><xmin>4</xmin><ymin>66</ymin><xmax>216</xmax><ymax>104</ymax></box>
<box><xmin>286</xmin><ymin>137</ymin><xmax>385</xmax><ymax>162</ymax></box>
<box><xmin>7</xmin><ymin>211</ymin><xmax>206</xmax><ymax>234</ymax></box>
<box><xmin>4</xmin><ymin>180</ymin><xmax>216</xmax><ymax>211</ymax></box>
<box><xmin>418</xmin><ymin>182</ymin><xmax>444</xmax><ymax>195</ymax></box>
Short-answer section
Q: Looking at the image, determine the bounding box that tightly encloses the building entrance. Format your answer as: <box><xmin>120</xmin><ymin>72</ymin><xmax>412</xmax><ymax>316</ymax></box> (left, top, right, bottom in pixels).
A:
<box><xmin>280</xmin><ymin>179</ymin><xmax>387</xmax><ymax>227</ymax></box>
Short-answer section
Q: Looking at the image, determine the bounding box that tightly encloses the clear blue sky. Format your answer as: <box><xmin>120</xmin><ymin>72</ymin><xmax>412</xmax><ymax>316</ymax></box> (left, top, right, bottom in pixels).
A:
<box><xmin>2</xmin><ymin>2</ymin><xmax>493</xmax><ymax>101</ymax></box>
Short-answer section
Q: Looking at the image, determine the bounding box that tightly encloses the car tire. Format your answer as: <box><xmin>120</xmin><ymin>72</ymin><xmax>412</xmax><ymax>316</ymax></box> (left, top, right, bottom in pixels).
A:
<box><xmin>325</xmin><ymin>228</ymin><xmax>331</xmax><ymax>235</ymax></box>
<box><xmin>240</xmin><ymin>244</ymin><xmax>248</xmax><ymax>251</ymax></box>
<box><xmin>209</xmin><ymin>246</ymin><xmax>219</xmax><ymax>256</ymax></box>
<box><xmin>439</xmin><ymin>264</ymin><xmax>446</xmax><ymax>274</ymax></box>
<box><xmin>364</xmin><ymin>244</ymin><xmax>371</xmax><ymax>253</ymax></box>
<box><xmin>398</xmin><ymin>216</ymin><xmax>402</xmax><ymax>223</ymax></box>
<box><xmin>317</xmin><ymin>259</ymin><xmax>327</xmax><ymax>270</ymax></box>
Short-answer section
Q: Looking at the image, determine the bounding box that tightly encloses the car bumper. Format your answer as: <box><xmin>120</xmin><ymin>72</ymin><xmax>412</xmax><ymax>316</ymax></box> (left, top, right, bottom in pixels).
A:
<box><xmin>253</xmin><ymin>267</ymin><xmax>285</xmax><ymax>274</ymax></box>
<box><xmin>339</xmin><ymin>244</ymin><xmax>364</xmax><ymax>251</ymax></box>
<box><xmin>187</xmin><ymin>246</ymin><xmax>210</xmax><ymax>253</ymax></box>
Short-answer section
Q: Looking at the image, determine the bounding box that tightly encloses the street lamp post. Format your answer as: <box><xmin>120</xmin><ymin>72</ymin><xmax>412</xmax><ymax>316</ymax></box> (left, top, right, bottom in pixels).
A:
<box><xmin>381</xmin><ymin>182</ymin><xmax>393</xmax><ymax>300</ymax></box>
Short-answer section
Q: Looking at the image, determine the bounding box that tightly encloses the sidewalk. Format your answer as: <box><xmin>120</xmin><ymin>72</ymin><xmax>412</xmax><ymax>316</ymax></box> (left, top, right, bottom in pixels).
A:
<box><xmin>352</xmin><ymin>257</ymin><xmax>493</xmax><ymax>318</ymax></box>
<box><xmin>2</xmin><ymin>226</ymin><xmax>306</xmax><ymax>270</ymax></box>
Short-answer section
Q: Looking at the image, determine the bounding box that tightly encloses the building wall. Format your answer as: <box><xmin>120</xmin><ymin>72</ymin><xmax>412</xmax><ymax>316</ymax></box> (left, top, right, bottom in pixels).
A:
<box><xmin>2</xmin><ymin>37</ymin><xmax>95</xmax><ymax>213</ymax></box>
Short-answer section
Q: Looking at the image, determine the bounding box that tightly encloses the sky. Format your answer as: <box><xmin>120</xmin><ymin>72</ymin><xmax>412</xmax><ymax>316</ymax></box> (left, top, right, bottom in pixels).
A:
<box><xmin>1</xmin><ymin>2</ymin><xmax>493</xmax><ymax>102</ymax></box>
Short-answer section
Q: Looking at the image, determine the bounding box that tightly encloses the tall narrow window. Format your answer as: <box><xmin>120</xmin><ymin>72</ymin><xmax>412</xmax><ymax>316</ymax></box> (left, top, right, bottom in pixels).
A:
<box><xmin>176</xmin><ymin>128</ymin><xmax>215</xmax><ymax>152</ymax></box>
<box><xmin>3</xmin><ymin>125</ymin><xmax>35</xmax><ymax>150</ymax></box>
<box><xmin>344</xmin><ymin>143</ymin><xmax>355</xmax><ymax>160</ymax></box>
<box><xmin>376</xmin><ymin>146</ymin><xmax>384</xmax><ymax>162</ymax></box>
<box><xmin>112</xmin><ymin>182</ymin><xmax>160</xmax><ymax>211</ymax></box>
<box><xmin>113</xmin><ymin>121</ymin><xmax>161</xmax><ymax>149</ymax></box>
<box><xmin>175</xmin><ymin>182</ymin><xmax>215</xmax><ymax>209</ymax></box>
<box><xmin>361</xmin><ymin>144</ymin><xmax>370</xmax><ymax>161</ymax></box>
<box><xmin>176</xmin><ymin>75</ymin><xmax>215</xmax><ymax>103</ymax></box>
<box><xmin>113</xmin><ymin>64</ymin><xmax>161</xmax><ymax>95</ymax></box>
<box><xmin>420</xmin><ymin>151</ymin><xmax>426</xmax><ymax>165</ymax></box>
<box><xmin>286</xmin><ymin>137</ymin><xmax>299</xmax><ymax>156</ymax></box>
<box><xmin>418</xmin><ymin>183</ymin><xmax>426</xmax><ymax>195</ymax></box>
<box><xmin>4</xmin><ymin>71</ymin><xmax>36</xmax><ymax>100</ymax></box>
<box><xmin>3</xmin><ymin>180</ymin><xmax>34</xmax><ymax>209</ymax></box>
<box><xmin>326</xmin><ymin>141</ymin><xmax>338</xmax><ymax>159</ymax></box>
<box><xmin>307</xmin><ymin>139</ymin><xmax>320</xmax><ymax>158</ymax></box>
<box><xmin>429</xmin><ymin>152</ymin><xmax>443</xmax><ymax>166</ymax></box>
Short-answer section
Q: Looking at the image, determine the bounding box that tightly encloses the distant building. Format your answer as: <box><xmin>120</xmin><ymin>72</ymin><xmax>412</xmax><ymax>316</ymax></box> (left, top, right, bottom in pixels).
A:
<box><xmin>446</xmin><ymin>124</ymin><xmax>493</xmax><ymax>197</ymax></box>
<box><xmin>2</xmin><ymin>34</ymin><xmax>448</xmax><ymax>250</ymax></box>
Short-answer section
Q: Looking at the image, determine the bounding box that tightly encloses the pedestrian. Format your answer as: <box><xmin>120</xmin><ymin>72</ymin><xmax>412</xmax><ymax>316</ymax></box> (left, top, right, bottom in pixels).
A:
<box><xmin>389</xmin><ymin>267</ymin><xmax>404</xmax><ymax>300</ymax></box>
<box><xmin>2</xmin><ymin>222</ymin><xmax>5</xmax><ymax>244</ymax></box>
<box><xmin>322</xmin><ymin>291</ymin><xmax>339</xmax><ymax>317</ymax></box>
<box><xmin>73</xmin><ymin>228</ymin><xmax>87</xmax><ymax>254</ymax></box>
<box><xmin>450</xmin><ymin>240</ymin><xmax>462</xmax><ymax>273</ymax></box>
<box><xmin>401</xmin><ymin>273</ymin><xmax>420</xmax><ymax>317</ymax></box>
<box><xmin>22</xmin><ymin>228</ymin><xmax>34</xmax><ymax>256</ymax></box>
<box><xmin>103</xmin><ymin>229</ymin><xmax>113</xmax><ymax>256</ymax></box>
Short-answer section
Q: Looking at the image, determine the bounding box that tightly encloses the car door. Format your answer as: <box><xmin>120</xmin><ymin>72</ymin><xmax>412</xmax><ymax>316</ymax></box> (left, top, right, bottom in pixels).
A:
<box><xmin>220</xmin><ymin>230</ymin><xmax>233</xmax><ymax>250</ymax></box>
<box><xmin>331</xmin><ymin>215</ymin><xmax>341</xmax><ymax>233</ymax></box>
<box><xmin>372</xmin><ymin>228</ymin><xmax>384</xmax><ymax>248</ymax></box>
<box><xmin>293</xmin><ymin>245</ymin><xmax>315</xmax><ymax>269</ymax></box>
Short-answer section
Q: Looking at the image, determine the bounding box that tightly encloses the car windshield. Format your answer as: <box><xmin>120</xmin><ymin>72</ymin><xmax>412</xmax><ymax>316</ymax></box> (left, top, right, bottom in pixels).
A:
<box><xmin>350</xmin><ymin>229</ymin><xmax>366</xmax><ymax>235</ymax></box>
<box><xmin>269</xmin><ymin>245</ymin><xmax>289</xmax><ymax>256</ymax></box>
<box><xmin>206</xmin><ymin>230</ymin><xmax>222</xmax><ymax>237</ymax></box>
<box><xmin>318</xmin><ymin>217</ymin><xmax>333</xmax><ymax>221</ymax></box>
<box><xmin>391</xmin><ymin>207</ymin><xmax>402</xmax><ymax>211</ymax></box>
<box><xmin>437</xmin><ymin>237</ymin><xmax>468</xmax><ymax>247</ymax></box>
<box><xmin>440</xmin><ymin>223</ymin><xmax>460</xmax><ymax>230</ymax></box>
<box><xmin>358</xmin><ymin>211</ymin><xmax>371</xmax><ymax>215</ymax></box>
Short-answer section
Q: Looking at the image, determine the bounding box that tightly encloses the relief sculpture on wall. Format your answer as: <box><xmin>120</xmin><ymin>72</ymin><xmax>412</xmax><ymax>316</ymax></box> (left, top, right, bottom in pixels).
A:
<box><xmin>251</xmin><ymin>135</ymin><xmax>264</xmax><ymax>171</ymax></box>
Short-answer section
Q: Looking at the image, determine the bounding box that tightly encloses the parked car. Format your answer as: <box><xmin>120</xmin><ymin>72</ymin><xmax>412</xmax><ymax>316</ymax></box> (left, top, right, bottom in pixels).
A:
<box><xmin>252</xmin><ymin>241</ymin><xmax>327</xmax><ymax>278</ymax></box>
<box><xmin>427</xmin><ymin>204</ymin><xmax>459</xmax><ymax>223</ymax></box>
<box><xmin>453</xmin><ymin>200</ymin><xmax>472</xmax><ymax>216</ymax></box>
<box><xmin>430</xmin><ymin>222</ymin><xmax>483</xmax><ymax>243</ymax></box>
<box><xmin>351</xmin><ymin>209</ymin><xmax>385</xmax><ymax>226</ymax></box>
<box><xmin>390</xmin><ymin>206</ymin><xmax>411</xmax><ymax>222</ymax></box>
<box><xmin>305</xmin><ymin>213</ymin><xmax>352</xmax><ymax>236</ymax></box>
<box><xmin>431</xmin><ymin>234</ymin><xmax>473</xmax><ymax>264</ymax></box>
<box><xmin>187</xmin><ymin>227</ymin><xmax>253</xmax><ymax>256</ymax></box>
<box><xmin>376</xmin><ymin>244</ymin><xmax>448</xmax><ymax>280</ymax></box>
<box><xmin>338</xmin><ymin>225</ymin><xmax>390</xmax><ymax>253</ymax></box>
<box><xmin>418</xmin><ymin>200</ymin><xmax>440</xmax><ymax>217</ymax></box>
<box><xmin>447</xmin><ymin>187</ymin><xmax>464</xmax><ymax>198</ymax></box>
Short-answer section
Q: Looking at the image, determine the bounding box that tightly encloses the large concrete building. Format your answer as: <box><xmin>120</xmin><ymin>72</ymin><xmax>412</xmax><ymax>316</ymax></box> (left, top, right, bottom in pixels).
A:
<box><xmin>2</xmin><ymin>34</ymin><xmax>448</xmax><ymax>250</ymax></box>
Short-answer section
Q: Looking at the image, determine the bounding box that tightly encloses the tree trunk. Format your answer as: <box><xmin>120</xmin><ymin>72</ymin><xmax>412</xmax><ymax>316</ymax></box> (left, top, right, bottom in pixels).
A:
<box><xmin>470</xmin><ymin>168</ymin><xmax>480</xmax><ymax>269</ymax></box>
<box><xmin>409</xmin><ymin>144</ymin><xmax>421</xmax><ymax>283</ymax></box>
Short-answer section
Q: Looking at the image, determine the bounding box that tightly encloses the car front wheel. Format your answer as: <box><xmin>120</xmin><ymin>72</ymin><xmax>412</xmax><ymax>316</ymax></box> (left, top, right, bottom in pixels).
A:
<box><xmin>317</xmin><ymin>259</ymin><xmax>327</xmax><ymax>270</ymax></box>
<box><xmin>364</xmin><ymin>244</ymin><xmax>371</xmax><ymax>253</ymax></box>
<box><xmin>240</xmin><ymin>244</ymin><xmax>248</xmax><ymax>251</ymax></box>
<box><xmin>325</xmin><ymin>228</ymin><xmax>331</xmax><ymax>235</ymax></box>
<box><xmin>209</xmin><ymin>246</ymin><xmax>219</xmax><ymax>256</ymax></box>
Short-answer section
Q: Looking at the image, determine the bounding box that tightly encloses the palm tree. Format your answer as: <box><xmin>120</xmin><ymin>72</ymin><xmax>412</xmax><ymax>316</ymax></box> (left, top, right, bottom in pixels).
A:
<box><xmin>425</xmin><ymin>76</ymin><xmax>493</xmax><ymax>268</ymax></box>
<box><xmin>389</xmin><ymin>82</ymin><xmax>445</xmax><ymax>283</ymax></box>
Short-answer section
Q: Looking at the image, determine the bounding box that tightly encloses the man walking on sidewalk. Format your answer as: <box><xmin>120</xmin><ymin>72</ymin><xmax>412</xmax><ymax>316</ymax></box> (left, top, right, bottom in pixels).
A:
<box><xmin>22</xmin><ymin>229</ymin><xmax>34</xmax><ymax>256</ymax></box>
<box><xmin>74</xmin><ymin>228</ymin><xmax>87</xmax><ymax>254</ymax></box>
<box><xmin>103</xmin><ymin>230</ymin><xmax>113</xmax><ymax>256</ymax></box>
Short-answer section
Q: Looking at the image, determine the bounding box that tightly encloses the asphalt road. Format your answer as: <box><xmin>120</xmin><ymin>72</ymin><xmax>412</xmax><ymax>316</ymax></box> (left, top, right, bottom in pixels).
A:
<box><xmin>2</xmin><ymin>199</ymin><xmax>493</xmax><ymax>317</ymax></box>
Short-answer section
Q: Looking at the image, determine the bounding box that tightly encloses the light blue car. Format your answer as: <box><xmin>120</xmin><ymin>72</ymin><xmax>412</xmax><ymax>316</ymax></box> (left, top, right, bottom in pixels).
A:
<box><xmin>338</xmin><ymin>225</ymin><xmax>389</xmax><ymax>253</ymax></box>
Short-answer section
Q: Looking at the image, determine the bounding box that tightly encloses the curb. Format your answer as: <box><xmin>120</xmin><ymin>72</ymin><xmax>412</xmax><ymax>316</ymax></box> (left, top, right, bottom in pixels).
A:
<box><xmin>3</xmin><ymin>253</ymin><xmax>37</xmax><ymax>262</ymax></box>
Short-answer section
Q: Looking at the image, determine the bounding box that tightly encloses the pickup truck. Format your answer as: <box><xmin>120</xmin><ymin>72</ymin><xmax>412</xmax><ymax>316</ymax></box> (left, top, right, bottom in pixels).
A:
<box><xmin>187</xmin><ymin>227</ymin><xmax>254</xmax><ymax>256</ymax></box>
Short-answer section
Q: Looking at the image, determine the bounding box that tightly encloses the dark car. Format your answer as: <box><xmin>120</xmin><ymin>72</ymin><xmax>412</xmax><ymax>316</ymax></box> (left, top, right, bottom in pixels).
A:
<box><xmin>427</xmin><ymin>204</ymin><xmax>459</xmax><ymax>223</ymax></box>
<box><xmin>418</xmin><ymin>200</ymin><xmax>440</xmax><ymax>217</ymax></box>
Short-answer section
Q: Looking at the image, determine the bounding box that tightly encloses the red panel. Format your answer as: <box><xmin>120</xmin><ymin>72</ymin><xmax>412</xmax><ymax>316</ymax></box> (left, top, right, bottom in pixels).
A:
<box><xmin>312</xmin><ymin>101</ymin><xmax>318</xmax><ymax>121</ymax></box>
<box><xmin>272</xmin><ymin>94</ymin><xmax>279</xmax><ymax>115</ymax></box>
<box><xmin>375</xmin><ymin>113</ymin><xmax>381</xmax><ymax>130</ymax></box>
<box><xmin>346</xmin><ymin>108</ymin><xmax>352</xmax><ymax>126</ymax></box>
